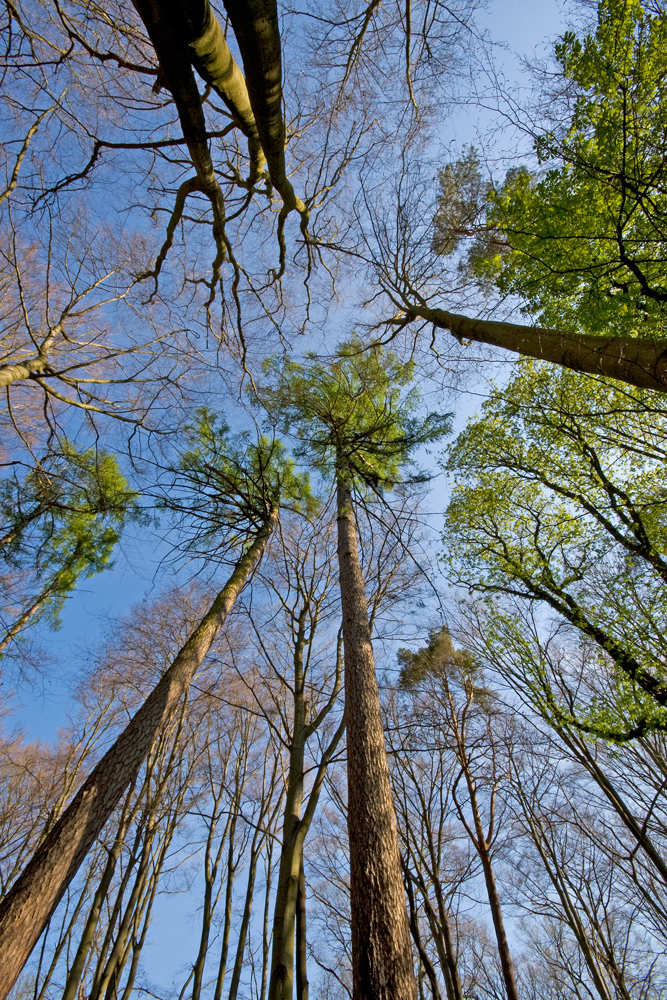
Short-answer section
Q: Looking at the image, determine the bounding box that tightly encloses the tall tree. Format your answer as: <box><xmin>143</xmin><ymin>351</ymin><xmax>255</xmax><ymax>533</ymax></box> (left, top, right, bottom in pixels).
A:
<box><xmin>383</xmin><ymin>0</ymin><xmax>667</xmax><ymax>395</ymax></box>
<box><xmin>0</xmin><ymin>423</ymin><xmax>312</xmax><ymax>998</ymax></box>
<box><xmin>261</xmin><ymin>340</ymin><xmax>450</xmax><ymax>1000</ymax></box>
<box><xmin>443</xmin><ymin>359</ymin><xmax>667</xmax><ymax>737</ymax></box>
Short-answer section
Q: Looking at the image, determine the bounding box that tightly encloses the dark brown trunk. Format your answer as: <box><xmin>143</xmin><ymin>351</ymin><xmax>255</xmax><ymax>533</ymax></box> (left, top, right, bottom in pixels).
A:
<box><xmin>406</xmin><ymin>304</ymin><xmax>667</xmax><ymax>394</ymax></box>
<box><xmin>336</xmin><ymin>469</ymin><xmax>416</xmax><ymax>1000</ymax></box>
<box><xmin>0</xmin><ymin>515</ymin><xmax>276</xmax><ymax>1000</ymax></box>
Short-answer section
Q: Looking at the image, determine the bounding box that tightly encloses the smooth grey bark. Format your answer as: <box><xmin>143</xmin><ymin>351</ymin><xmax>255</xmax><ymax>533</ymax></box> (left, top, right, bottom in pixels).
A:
<box><xmin>0</xmin><ymin>513</ymin><xmax>277</xmax><ymax>1000</ymax></box>
<box><xmin>336</xmin><ymin>468</ymin><xmax>417</xmax><ymax>1000</ymax></box>
<box><xmin>181</xmin><ymin>0</ymin><xmax>265</xmax><ymax>180</ymax></box>
<box><xmin>220</xmin><ymin>0</ymin><xmax>306</xmax><ymax>216</ymax></box>
<box><xmin>404</xmin><ymin>304</ymin><xmax>667</xmax><ymax>394</ymax></box>
<box><xmin>130</xmin><ymin>0</ymin><xmax>226</xmax><ymax>266</ymax></box>
<box><xmin>268</xmin><ymin>612</ymin><xmax>344</xmax><ymax>1000</ymax></box>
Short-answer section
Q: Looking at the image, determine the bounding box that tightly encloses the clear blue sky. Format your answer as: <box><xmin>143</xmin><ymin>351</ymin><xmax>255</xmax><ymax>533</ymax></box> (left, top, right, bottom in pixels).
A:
<box><xmin>13</xmin><ymin>0</ymin><xmax>572</xmax><ymax>744</ymax></box>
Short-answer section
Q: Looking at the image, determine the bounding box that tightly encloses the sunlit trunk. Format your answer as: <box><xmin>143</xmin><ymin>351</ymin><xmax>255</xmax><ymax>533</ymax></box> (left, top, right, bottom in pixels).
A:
<box><xmin>336</xmin><ymin>467</ymin><xmax>416</xmax><ymax>1000</ymax></box>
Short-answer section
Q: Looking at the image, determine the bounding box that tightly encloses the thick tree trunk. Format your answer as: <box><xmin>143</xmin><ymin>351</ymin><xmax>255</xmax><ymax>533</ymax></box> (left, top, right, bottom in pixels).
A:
<box><xmin>336</xmin><ymin>469</ymin><xmax>416</xmax><ymax>1000</ymax></box>
<box><xmin>405</xmin><ymin>304</ymin><xmax>667</xmax><ymax>394</ymax></box>
<box><xmin>180</xmin><ymin>0</ymin><xmax>265</xmax><ymax>180</ymax></box>
<box><xmin>131</xmin><ymin>0</ymin><xmax>225</xmax><ymax>248</ymax></box>
<box><xmin>0</xmin><ymin>514</ymin><xmax>276</xmax><ymax>1000</ymax></box>
<box><xmin>220</xmin><ymin>0</ymin><xmax>305</xmax><ymax>214</ymax></box>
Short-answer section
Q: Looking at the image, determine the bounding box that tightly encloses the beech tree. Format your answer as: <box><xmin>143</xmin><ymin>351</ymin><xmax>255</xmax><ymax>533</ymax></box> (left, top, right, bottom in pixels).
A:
<box><xmin>443</xmin><ymin>360</ymin><xmax>667</xmax><ymax>739</ymax></box>
<box><xmin>381</xmin><ymin>0</ymin><xmax>667</xmax><ymax>395</ymax></box>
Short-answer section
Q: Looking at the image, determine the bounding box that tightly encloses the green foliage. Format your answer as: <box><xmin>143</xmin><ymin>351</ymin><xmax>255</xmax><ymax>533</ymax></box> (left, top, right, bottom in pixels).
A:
<box><xmin>259</xmin><ymin>338</ymin><xmax>451</xmax><ymax>493</ymax></box>
<box><xmin>443</xmin><ymin>360</ymin><xmax>667</xmax><ymax>737</ymax></box>
<box><xmin>398</xmin><ymin>627</ymin><xmax>476</xmax><ymax>688</ymax></box>
<box><xmin>1</xmin><ymin>443</ymin><xmax>139</xmax><ymax>632</ymax></box>
<box><xmin>432</xmin><ymin>147</ymin><xmax>492</xmax><ymax>257</ymax></box>
<box><xmin>162</xmin><ymin>409</ymin><xmax>317</xmax><ymax>554</ymax></box>
<box><xmin>461</xmin><ymin>0</ymin><xmax>667</xmax><ymax>337</ymax></box>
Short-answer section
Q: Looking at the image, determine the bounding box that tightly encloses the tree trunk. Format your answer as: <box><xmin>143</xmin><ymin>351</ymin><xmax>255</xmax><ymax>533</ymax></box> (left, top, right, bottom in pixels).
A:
<box><xmin>336</xmin><ymin>469</ymin><xmax>416</xmax><ymax>1000</ymax></box>
<box><xmin>0</xmin><ymin>513</ymin><xmax>277</xmax><ymax>1000</ymax></box>
<box><xmin>295</xmin><ymin>856</ymin><xmax>308</xmax><ymax>1000</ymax></box>
<box><xmin>406</xmin><ymin>303</ymin><xmax>667</xmax><ymax>394</ymax></box>
<box><xmin>181</xmin><ymin>0</ymin><xmax>265</xmax><ymax>179</ymax></box>
<box><xmin>463</xmin><ymin>776</ymin><xmax>519</xmax><ymax>1000</ymax></box>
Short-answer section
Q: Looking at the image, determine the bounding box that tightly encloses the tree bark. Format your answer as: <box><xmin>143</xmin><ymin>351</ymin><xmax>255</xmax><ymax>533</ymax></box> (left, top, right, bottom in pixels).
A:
<box><xmin>295</xmin><ymin>856</ymin><xmax>309</xmax><ymax>1000</ymax></box>
<box><xmin>220</xmin><ymin>0</ymin><xmax>305</xmax><ymax>214</ymax></box>
<box><xmin>460</xmin><ymin>772</ymin><xmax>519</xmax><ymax>1000</ymax></box>
<box><xmin>0</xmin><ymin>513</ymin><xmax>277</xmax><ymax>1000</ymax></box>
<box><xmin>131</xmin><ymin>0</ymin><xmax>226</xmax><ymax>246</ymax></box>
<box><xmin>405</xmin><ymin>303</ymin><xmax>667</xmax><ymax>394</ymax></box>
<box><xmin>336</xmin><ymin>468</ymin><xmax>416</xmax><ymax>1000</ymax></box>
<box><xmin>181</xmin><ymin>0</ymin><xmax>265</xmax><ymax>180</ymax></box>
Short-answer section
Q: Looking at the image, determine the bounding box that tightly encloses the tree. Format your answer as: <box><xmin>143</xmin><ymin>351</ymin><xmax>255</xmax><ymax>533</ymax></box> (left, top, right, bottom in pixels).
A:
<box><xmin>260</xmin><ymin>340</ymin><xmax>450</xmax><ymax>1000</ymax></box>
<box><xmin>383</xmin><ymin>0</ymin><xmax>667</xmax><ymax>395</ymax></box>
<box><xmin>398</xmin><ymin>631</ymin><xmax>520</xmax><ymax>1000</ymax></box>
<box><xmin>1</xmin><ymin>442</ymin><xmax>138</xmax><ymax>661</ymax></box>
<box><xmin>443</xmin><ymin>359</ymin><xmax>667</xmax><ymax>738</ymax></box>
<box><xmin>0</xmin><ymin>422</ymin><xmax>313</xmax><ymax>998</ymax></box>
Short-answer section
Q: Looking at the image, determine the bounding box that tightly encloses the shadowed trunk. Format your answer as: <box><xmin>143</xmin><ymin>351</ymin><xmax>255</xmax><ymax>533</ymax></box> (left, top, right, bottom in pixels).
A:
<box><xmin>0</xmin><ymin>513</ymin><xmax>277</xmax><ymax>1000</ymax></box>
<box><xmin>336</xmin><ymin>467</ymin><xmax>416</xmax><ymax>1000</ymax></box>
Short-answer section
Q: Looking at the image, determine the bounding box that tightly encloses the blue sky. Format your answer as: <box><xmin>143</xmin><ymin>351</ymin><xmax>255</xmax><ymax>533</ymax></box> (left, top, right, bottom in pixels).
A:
<box><xmin>12</xmin><ymin>0</ymin><xmax>572</xmax><ymax>745</ymax></box>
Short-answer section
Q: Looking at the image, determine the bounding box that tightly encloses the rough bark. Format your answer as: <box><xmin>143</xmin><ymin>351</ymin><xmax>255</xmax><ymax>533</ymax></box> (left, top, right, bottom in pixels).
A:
<box><xmin>336</xmin><ymin>469</ymin><xmax>417</xmax><ymax>1000</ymax></box>
<box><xmin>405</xmin><ymin>304</ymin><xmax>667</xmax><ymax>394</ymax></box>
<box><xmin>0</xmin><ymin>513</ymin><xmax>277</xmax><ymax>1000</ymax></box>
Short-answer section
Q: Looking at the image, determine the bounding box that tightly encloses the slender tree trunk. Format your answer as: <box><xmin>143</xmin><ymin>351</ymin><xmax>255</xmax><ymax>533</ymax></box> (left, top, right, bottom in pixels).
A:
<box><xmin>61</xmin><ymin>784</ymin><xmax>138</xmax><ymax>1000</ymax></box>
<box><xmin>0</xmin><ymin>514</ymin><xmax>277</xmax><ymax>1000</ymax></box>
<box><xmin>0</xmin><ymin>580</ymin><xmax>56</xmax><ymax>654</ymax></box>
<box><xmin>227</xmin><ymin>817</ymin><xmax>265</xmax><ymax>1000</ymax></box>
<box><xmin>268</xmin><ymin>626</ymin><xmax>308</xmax><ymax>1000</ymax></box>
<box><xmin>295</xmin><ymin>856</ymin><xmax>308</xmax><ymax>1000</ymax></box>
<box><xmin>403</xmin><ymin>868</ymin><xmax>442</xmax><ymax>1000</ymax></box>
<box><xmin>336</xmin><ymin>469</ymin><xmax>416</xmax><ymax>1000</ymax></box>
<box><xmin>211</xmin><ymin>797</ymin><xmax>241</xmax><ymax>1000</ymax></box>
<box><xmin>463</xmin><ymin>776</ymin><xmax>519</xmax><ymax>1000</ymax></box>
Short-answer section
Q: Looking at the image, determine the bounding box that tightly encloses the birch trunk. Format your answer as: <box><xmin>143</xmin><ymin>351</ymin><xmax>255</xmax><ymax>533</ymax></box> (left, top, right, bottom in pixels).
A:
<box><xmin>0</xmin><ymin>513</ymin><xmax>277</xmax><ymax>1000</ymax></box>
<box><xmin>336</xmin><ymin>469</ymin><xmax>416</xmax><ymax>1000</ymax></box>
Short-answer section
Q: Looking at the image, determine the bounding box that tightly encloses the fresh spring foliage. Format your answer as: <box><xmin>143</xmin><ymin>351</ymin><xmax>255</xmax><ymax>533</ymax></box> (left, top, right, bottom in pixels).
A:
<box><xmin>435</xmin><ymin>0</ymin><xmax>667</xmax><ymax>338</ymax></box>
<box><xmin>160</xmin><ymin>409</ymin><xmax>317</xmax><ymax>555</ymax></box>
<box><xmin>443</xmin><ymin>360</ymin><xmax>667</xmax><ymax>738</ymax></box>
<box><xmin>259</xmin><ymin>338</ymin><xmax>452</xmax><ymax>494</ymax></box>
